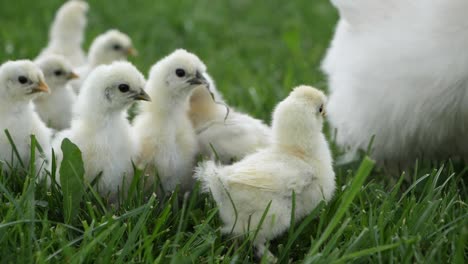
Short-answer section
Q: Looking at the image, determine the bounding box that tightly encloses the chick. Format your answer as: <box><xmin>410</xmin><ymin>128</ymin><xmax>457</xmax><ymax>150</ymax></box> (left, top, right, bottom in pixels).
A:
<box><xmin>71</xmin><ymin>29</ymin><xmax>137</xmax><ymax>93</ymax></box>
<box><xmin>0</xmin><ymin>60</ymin><xmax>52</xmax><ymax>172</ymax></box>
<box><xmin>133</xmin><ymin>49</ymin><xmax>207</xmax><ymax>194</ymax></box>
<box><xmin>52</xmin><ymin>62</ymin><xmax>150</xmax><ymax>198</ymax></box>
<box><xmin>189</xmin><ymin>85</ymin><xmax>271</xmax><ymax>164</ymax></box>
<box><xmin>34</xmin><ymin>55</ymin><xmax>78</xmax><ymax>131</ymax></box>
<box><xmin>37</xmin><ymin>0</ymin><xmax>89</xmax><ymax>67</ymax></box>
<box><xmin>195</xmin><ymin>86</ymin><xmax>336</xmax><ymax>259</ymax></box>
<box><xmin>323</xmin><ymin>0</ymin><xmax>468</xmax><ymax>168</ymax></box>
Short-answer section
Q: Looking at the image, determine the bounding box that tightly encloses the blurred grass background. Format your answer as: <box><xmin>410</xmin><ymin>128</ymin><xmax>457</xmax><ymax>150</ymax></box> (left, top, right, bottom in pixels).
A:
<box><xmin>0</xmin><ymin>1</ymin><xmax>467</xmax><ymax>263</ymax></box>
<box><xmin>0</xmin><ymin>0</ymin><xmax>337</xmax><ymax>122</ymax></box>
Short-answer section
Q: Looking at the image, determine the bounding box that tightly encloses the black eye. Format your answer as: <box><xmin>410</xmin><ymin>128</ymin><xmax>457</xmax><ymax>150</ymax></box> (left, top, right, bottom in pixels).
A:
<box><xmin>54</xmin><ymin>70</ymin><xmax>63</xmax><ymax>76</ymax></box>
<box><xmin>118</xmin><ymin>84</ymin><xmax>130</xmax><ymax>93</ymax></box>
<box><xmin>319</xmin><ymin>105</ymin><xmax>323</xmax><ymax>113</ymax></box>
<box><xmin>18</xmin><ymin>76</ymin><xmax>28</xmax><ymax>84</ymax></box>
<box><xmin>175</xmin><ymin>69</ymin><xmax>186</xmax><ymax>77</ymax></box>
<box><xmin>113</xmin><ymin>44</ymin><xmax>122</xmax><ymax>50</ymax></box>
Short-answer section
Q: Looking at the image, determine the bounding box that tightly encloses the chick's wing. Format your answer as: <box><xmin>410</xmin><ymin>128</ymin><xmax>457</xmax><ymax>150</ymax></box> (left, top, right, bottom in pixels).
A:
<box><xmin>224</xmin><ymin>152</ymin><xmax>316</xmax><ymax>194</ymax></box>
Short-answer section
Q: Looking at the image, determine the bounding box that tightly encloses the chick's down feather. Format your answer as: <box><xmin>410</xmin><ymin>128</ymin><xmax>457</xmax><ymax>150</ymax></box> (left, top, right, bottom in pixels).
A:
<box><xmin>53</xmin><ymin>61</ymin><xmax>150</xmax><ymax>199</ymax></box>
<box><xmin>189</xmin><ymin>85</ymin><xmax>271</xmax><ymax>163</ymax></box>
<box><xmin>0</xmin><ymin>60</ymin><xmax>52</xmax><ymax>174</ymax></box>
<box><xmin>195</xmin><ymin>85</ymin><xmax>335</xmax><ymax>259</ymax></box>
<box><xmin>37</xmin><ymin>0</ymin><xmax>88</xmax><ymax>67</ymax></box>
<box><xmin>133</xmin><ymin>49</ymin><xmax>207</xmax><ymax>194</ymax></box>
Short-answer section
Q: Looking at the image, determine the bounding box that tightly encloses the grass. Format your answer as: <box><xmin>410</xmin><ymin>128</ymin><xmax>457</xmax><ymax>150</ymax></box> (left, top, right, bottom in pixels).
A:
<box><xmin>0</xmin><ymin>0</ymin><xmax>467</xmax><ymax>263</ymax></box>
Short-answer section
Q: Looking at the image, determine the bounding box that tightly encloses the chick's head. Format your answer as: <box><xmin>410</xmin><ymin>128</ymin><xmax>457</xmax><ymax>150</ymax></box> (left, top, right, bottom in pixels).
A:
<box><xmin>0</xmin><ymin>60</ymin><xmax>49</xmax><ymax>102</ymax></box>
<box><xmin>36</xmin><ymin>55</ymin><xmax>78</xmax><ymax>88</ymax></box>
<box><xmin>273</xmin><ymin>85</ymin><xmax>327</xmax><ymax>135</ymax></box>
<box><xmin>88</xmin><ymin>30</ymin><xmax>137</xmax><ymax>66</ymax></box>
<box><xmin>52</xmin><ymin>0</ymin><xmax>88</xmax><ymax>35</ymax></box>
<box><xmin>76</xmin><ymin>61</ymin><xmax>149</xmax><ymax>115</ymax></box>
<box><xmin>147</xmin><ymin>49</ymin><xmax>208</xmax><ymax>101</ymax></box>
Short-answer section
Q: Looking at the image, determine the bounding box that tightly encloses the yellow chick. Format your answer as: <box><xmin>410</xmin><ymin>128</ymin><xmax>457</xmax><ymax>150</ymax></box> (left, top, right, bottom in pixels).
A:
<box><xmin>195</xmin><ymin>85</ymin><xmax>336</xmax><ymax>260</ymax></box>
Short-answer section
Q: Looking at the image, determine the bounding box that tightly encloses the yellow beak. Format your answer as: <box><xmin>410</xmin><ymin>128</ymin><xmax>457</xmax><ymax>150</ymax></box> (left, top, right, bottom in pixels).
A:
<box><xmin>126</xmin><ymin>47</ymin><xmax>138</xmax><ymax>56</ymax></box>
<box><xmin>32</xmin><ymin>80</ymin><xmax>49</xmax><ymax>93</ymax></box>
<box><xmin>68</xmin><ymin>72</ymin><xmax>79</xmax><ymax>80</ymax></box>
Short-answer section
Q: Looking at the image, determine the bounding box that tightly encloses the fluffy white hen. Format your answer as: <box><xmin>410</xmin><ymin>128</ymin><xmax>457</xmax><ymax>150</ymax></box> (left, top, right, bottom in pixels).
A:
<box><xmin>323</xmin><ymin>0</ymin><xmax>468</xmax><ymax>168</ymax></box>
<box><xmin>195</xmin><ymin>85</ymin><xmax>335</xmax><ymax>259</ymax></box>
<box><xmin>133</xmin><ymin>49</ymin><xmax>207</xmax><ymax>194</ymax></box>
<box><xmin>71</xmin><ymin>29</ymin><xmax>137</xmax><ymax>93</ymax></box>
<box><xmin>37</xmin><ymin>0</ymin><xmax>89</xmax><ymax>67</ymax></box>
<box><xmin>34</xmin><ymin>55</ymin><xmax>78</xmax><ymax>131</ymax></box>
<box><xmin>52</xmin><ymin>62</ymin><xmax>150</xmax><ymax>198</ymax></box>
<box><xmin>0</xmin><ymin>60</ymin><xmax>52</xmax><ymax>173</ymax></box>
<box><xmin>189</xmin><ymin>85</ymin><xmax>271</xmax><ymax>164</ymax></box>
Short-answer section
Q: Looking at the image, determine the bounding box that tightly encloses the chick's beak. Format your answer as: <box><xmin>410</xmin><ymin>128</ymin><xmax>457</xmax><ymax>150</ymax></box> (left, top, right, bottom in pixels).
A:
<box><xmin>187</xmin><ymin>71</ymin><xmax>208</xmax><ymax>86</ymax></box>
<box><xmin>133</xmin><ymin>89</ymin><xmax>151</xmax><ymax>101</ymax></box>
<box><xmin>67</xmin><ymin>72</ymin><xmax>79</xmax><ymax>80</ymax></box>
<box><xmin>126</xmin><ymin>47</ymin><xmax>138</xmax><ymax>56</ymax></box>
<box><xmin>32</xmin><ymin>80</ymin><xmax>49</xmax><ymax>93</ymax></box>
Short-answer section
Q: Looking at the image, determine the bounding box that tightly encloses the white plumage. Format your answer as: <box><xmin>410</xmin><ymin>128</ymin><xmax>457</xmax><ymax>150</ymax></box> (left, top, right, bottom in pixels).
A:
<box><xmin>195</xmin><ymin>85</ymin><xmax>335</xmax><ymax>259</ymax></box>
<box><xmin>34</xmin><ymin>55</ymin><xmax>78</xmax><ymax>131</ymax></box>
<box><xmin>189</xmin><ymin>85</ymin><xmax>271</xmax><ymax>164</ymax></box>
<box><xmin>323</xmin><ymin>0</ymin><xmax>468</xmax><ymax>168</ymax></box>
<box><xmin>52</xmin><ymin>61</ymin><xmax>150</xmax><ymax>199</ymax></box>
<box><xmin>0</xmin><ymin>60</ymin><xmax>52</xmax><ymax>173</ymax></box>
<box><xmin>71</xmin><ymin>29</ymin><xmax>137</xmax><ymax>93</ymax></box>
<box><xmin>133</xmin><ymin>49</ymin><xmax>207</xmax><ymax>194</ymax></box>
<box><xmin>37</xmin><ymin>0</ymin><xmax>89</xmax><ymax>67</ymax></box>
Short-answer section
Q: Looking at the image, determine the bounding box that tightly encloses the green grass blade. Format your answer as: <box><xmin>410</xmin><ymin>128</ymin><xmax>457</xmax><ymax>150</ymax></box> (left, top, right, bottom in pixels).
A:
<box><xmin>307</xmin><ymin>157</ymin><xmax>375</xmax><ymax>257</ymax></box>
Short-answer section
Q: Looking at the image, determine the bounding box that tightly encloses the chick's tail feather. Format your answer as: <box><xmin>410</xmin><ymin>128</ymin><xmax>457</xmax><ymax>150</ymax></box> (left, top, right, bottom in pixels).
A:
<box><xmin>195</xmin><ymin>160</ymin><xmax>223</xmax><ymax>198</ymax></box>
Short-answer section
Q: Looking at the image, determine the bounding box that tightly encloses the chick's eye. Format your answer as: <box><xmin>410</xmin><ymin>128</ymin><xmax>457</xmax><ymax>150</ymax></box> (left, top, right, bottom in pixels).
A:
<box><xmin>319</xmin><ymin>105</ymin><xmax>324</xmax><ymax>114</ymax></box>
<box><xmin>54</xmin><ymin>70</ymin><xmax>63</xmax><ymax>76</ymax></box>
<box><xmin>118</xmin><ymin>84</ymin><xmax>130</xmax><ymax>93</ymax></box>
<box><xmin>113</xmin><ymin>44</ymin><xmax>122</xmax><ymax>50</ymax></box>
<box><xmin>18</xmin><ymin>76</ymin><xmax>28</xmax><ymax>84</ymax></box>
<box><xmin>175</xmin><ymin>69</ymin><xmax>186</xmax><ymax>77</ymax></box>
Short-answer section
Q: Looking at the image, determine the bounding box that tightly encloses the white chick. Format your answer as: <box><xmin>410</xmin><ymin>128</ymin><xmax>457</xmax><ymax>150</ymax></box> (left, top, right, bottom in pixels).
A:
<box><xmin>34</xmin><ymin>55</ymin><xmax>78</xmax><ymax>131</ymax></box>
<box><xmin>195</xmin><ymin>86</ymin><xmax>335</xmax><ymax>259</ymax></box>
<box><xmin>133</xmin><ymin>49</ymin><xmax>208</xmax><ymax>194</ymax></box>
<box><xmin>37</xmin><ymin>0</ymin><xmax>89</xmax><ymax>67</ymax></box>
<box><xmin>189</xmin><ymin>85</ymin><xmax>271</xmax><ymax>164</ymax></box>
<box><xmin>52</xmin><ymin>61</ymin><xmax>150</xmax><ymax>199</ymax></box>
<box><xmin>322</xmin><ymin>0</ymin><xmax>468</xmax><ymax>168</ymax></box>
<box><xmin>71</xmin><ymin>29</ymin><xmax>137</xmax><ymax>93</ymax></box>
<box><xmin>0</xmin><ymin>60</ymin><xmax>52</xmax><ymax>173</ymax></box>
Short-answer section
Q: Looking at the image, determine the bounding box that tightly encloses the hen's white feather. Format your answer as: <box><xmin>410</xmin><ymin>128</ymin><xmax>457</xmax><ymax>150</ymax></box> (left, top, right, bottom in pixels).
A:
<box><xmin>323</xmin><ymin>0</ymin><xmax>468</xmax><ymax>168</ymax></box>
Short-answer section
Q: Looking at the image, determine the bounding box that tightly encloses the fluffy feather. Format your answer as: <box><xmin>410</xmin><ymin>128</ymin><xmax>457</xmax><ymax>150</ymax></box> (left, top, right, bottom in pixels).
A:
<box><xmin>189</xmin><ymin>85</ymin><xmax>271</xmax><ymax>163</ymax></box>
<box><xmin>37</xmin><ymin>0</ymin><xmax>88</xmax><ymax>67</ymax></box>
<box><xmin>34</xmin><ymin>55</ymin><xmax>78</xmax><ymax>130</ymax></box>
<box><xmin>323</xmin><ymin>0</ymin><xmax>468</xmax><ymax>168</ymax></box>
<box><xmin>195</xmin><ymin>85</ymin><xmax>335</xmax><ymax>259</ymax></box>
<box><xmin>71</xmin><ymin>29</ymin><xmax>137</xmax><ymax>93</ymax></box>
<box><xmin>133</xmin><ymin>49</ymin><xmax>207</xmax><ymax>193</ymax></box>
<box><xmin>52</xmin><ymin>61</ymin><xmax>150</xmax><ymax>199</ymax></box>
<box><xmin>0</xmin><ymin>60</ymin><xmax>52</xmax><ymax>173</ymax></box>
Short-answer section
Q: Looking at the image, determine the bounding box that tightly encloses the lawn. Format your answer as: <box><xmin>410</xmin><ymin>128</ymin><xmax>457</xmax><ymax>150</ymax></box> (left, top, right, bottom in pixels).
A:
<box><xmin>0</xmin><ymin>0</ymin><xmax>467</xmax><ymax>263</ymax></box>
